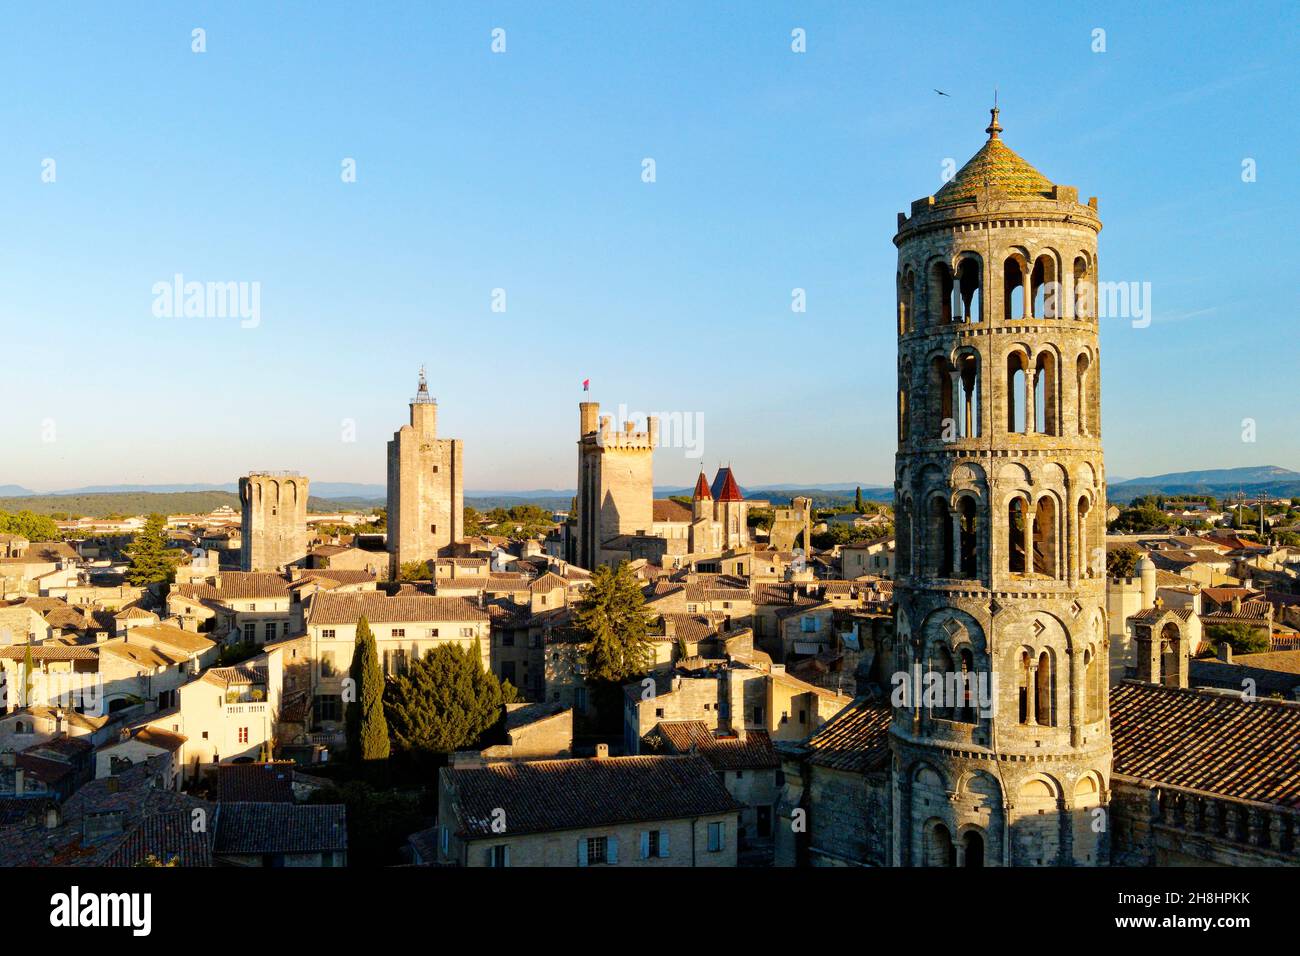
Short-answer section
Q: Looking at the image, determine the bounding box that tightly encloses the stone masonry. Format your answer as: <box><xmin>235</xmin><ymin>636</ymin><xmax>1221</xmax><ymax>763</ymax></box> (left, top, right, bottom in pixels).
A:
<box><xmin>889</xmin><ymin>108</ymin><xmax>1110</xmax><ymax>866</ymax></box>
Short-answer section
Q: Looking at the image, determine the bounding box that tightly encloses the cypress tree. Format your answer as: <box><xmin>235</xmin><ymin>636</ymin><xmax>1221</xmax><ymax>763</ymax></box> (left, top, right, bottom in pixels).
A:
<box><xmin>855</xmin><ymin>486</ymin><xmax>865</xmax><ymax>513</ymax></box>
<box><xmin>346</xmin><ymin>616</ymin><xmax>390</xmax><ymax>764</ymax></box>
<box><xmin>124</xmin><ymin>513</ymin><xmax>179</xmax><ymax>587</ymax></box>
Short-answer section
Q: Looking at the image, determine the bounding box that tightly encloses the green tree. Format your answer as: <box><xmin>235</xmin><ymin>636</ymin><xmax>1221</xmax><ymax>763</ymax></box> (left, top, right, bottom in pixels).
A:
<box><xmin>384</xmin><ymin>642</ymin><xmax>518</xmax><ymax>755</ymax></box>
<box><xmin>0</xmin><ymin>509</ymin><xmax>61</xmax><ymax>541</ymax></box>
<box><xmin>397</xmin><ymin>560</ymin><xmax>430</xmax><ymax>582</ymax></box>
<box><xmin>854</xmin><ymin>486</ymin><xmax>866</xmax><ymax>513</ymax></box>
<box><xmin>1107</xmin><ymin>546</ymin><xmax>1141</xmax><ymax>578</ymax></box>
<box><xmin>1205</xmin><ymin>622</ymin><xmax>1270</xmax><ymax>656</ymax></box>
<box><xmin>346</xmin><ymin>616</ymin><xmax>390</xmax><ymax>765</ymax></box>
<box><xmin>124</xmin><ymin>514</ymin><xmax>179</xmax><ymax>586</ymax></box>
<box><xmin>575</xmin><ymin>562</ymin><xmax>655</xmax><ymax>683</ymax></box>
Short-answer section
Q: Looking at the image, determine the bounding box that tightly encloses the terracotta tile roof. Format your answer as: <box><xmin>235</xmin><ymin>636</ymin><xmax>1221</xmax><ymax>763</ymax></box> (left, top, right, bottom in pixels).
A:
<box><xmin>647</xmin><ymin>721</ymin><xmax>778</xmax><ymax>771</ymax></box>
<box><xmin>128</xmin><ymin>624</ymin><xmax>216</xmax><ymax>655</ymax></box>
<box><xmin>1109</xmin><ymin>680</ymin><xmax>1300</xmax><ymax>808</ymax></box>
<box><xmin>653</xmin><ymin>499</ymin><xmax>693</xmax><ymax>522</ymax></box>
<box><xmin>0</xmin><ymin>646</ymin><xmax>98</xmax><ymax>661</ymax></box>
<box><xmin>104</xmin><ymin>810</ymin><xmax>213</xmax><ymax>867</ymax></box>
<box><xmin>1190</xmin><ymin>651</ymin><xmax>1300</xmax><ymax>698</ymax></box>
<box><xmin>1129</xmin><ymin>606</ymin><xmax>1196</xmax><ymax>623</ymax></box>
<box><xmin>657</xmin><ymin>612</ymin><xmax>727</xmax><ymax>643</ymax></box>
<box><xmin>100</xmin><ymin>641</ymin><xmax>186</xmax><ymax>668</ymax></box>
<box><xmin>801</xmin><ymin>696</ymin><xmax>892</xmax><ymax>774</ymax></box>
<box><xmin>125</xmin><ymin>728</ymin><xmax>187</xmax><ymax>753</ymax></box>
<box><xmin>529</xmin><ymin>572</ymin><xmax>568</xmax><ymax>593</ymax></box>
<box><xmin>291</xmin><ymin>569</ymin><xmax>379</xmax><ymax>587</ymax></box>
<box><xmin>692</xmin><ymin>472</ymin><xmax>712</xmax><ymax>500</ymax></box>
<box><xmin>216</xmin><ymin>762</ymin><xmax>296</xmax><ymax>803</ymax></box>
<box><xmin>444</xmin><ymin>755</ymin><xmax>740</xmax><ymax>839</ymax></box>
<box><xmin>175</xmin><ymin>572</ymin><xmax>291</xmax><ymax>602</ymax></box>
<box><xmin>1201</xmin><ymin>601</ymin><xmax>1272</xmax><ymax>622</ymax></box>
<box><xmin>308</xmin><ymin>592</ymin><xmax>488</xmax><ymax>626</ymax></box>
<box><xmin>202</xmin><ymin>662</ymin><xmax>267</xmax><ymax>686</ymax></box>
<box><xmin>213</xmin><ymin>803</ymin><xmax>347</xmax><ymax>854</ymax></box>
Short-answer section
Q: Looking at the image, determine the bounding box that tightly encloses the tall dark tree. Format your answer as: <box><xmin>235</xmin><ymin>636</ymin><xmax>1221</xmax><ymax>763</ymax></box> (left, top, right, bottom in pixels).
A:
<box><xmin>124</xmin><ymin>514</ymin><xmax>179</xmax><ymax>587</ymax></box>
<box><xmin>576</xmin><ymin>561</ymin><xmax>655</xmax><ymax>683</ymax></box>
<box><xmin>384</xmin><ymin>641</ymin><xmax>517</xmax><ymax>755</ymax></box>
<box><xmin>346</xmin><ymin>616</ymin><xmax>390</xmax><ymax>764</ymax></box>
<box><xmin>854</xmin><ymin>486</ymin><xmax>866</xmax><ymax>514</ymax></box>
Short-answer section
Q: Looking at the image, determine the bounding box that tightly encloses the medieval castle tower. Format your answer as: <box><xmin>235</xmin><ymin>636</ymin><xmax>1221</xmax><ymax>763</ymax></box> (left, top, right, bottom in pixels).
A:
<box><xmin>573</xmin><ymin>402</ymin><xmax>657</xmax><ymax>570</ymax></box>
<box><xmin>387</xmin><ymin>370</ymin><xmax>464</xmax><ymax>575</ymax></box>
<box><xmin>240</xmin><ymin>472</ymin><xmax>309</xmax><ymax>571</ymax></box>
<box><xmin>890</xmin><ymin>109</ymin><xmax>1110</xmax><ymax>866</ymax></box>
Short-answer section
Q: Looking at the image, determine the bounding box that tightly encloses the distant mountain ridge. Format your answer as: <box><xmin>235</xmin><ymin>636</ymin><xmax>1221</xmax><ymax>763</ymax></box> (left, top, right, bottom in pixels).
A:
<box><xmin>1107</xmin><ymin>466</ymin><xmax>1300</xmax><ymax>504</ymax></box>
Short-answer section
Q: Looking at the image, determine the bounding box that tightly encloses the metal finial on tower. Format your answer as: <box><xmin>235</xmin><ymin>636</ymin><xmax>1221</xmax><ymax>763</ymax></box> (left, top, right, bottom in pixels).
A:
<box><xmin>986</xmin><ymin>103</ymin><xmax>1003</xmax><ymax>140</ymax></box>
<box><xmin>411</xmin><ymin>365</ymin><xmax>436</xmax><ymax>405</ymax></box>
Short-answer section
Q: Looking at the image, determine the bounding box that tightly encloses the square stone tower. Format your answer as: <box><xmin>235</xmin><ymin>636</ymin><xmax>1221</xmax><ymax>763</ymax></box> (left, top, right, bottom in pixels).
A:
<box><xmin>387</xmin><ymin>370</ymin><xmax>464</xmax><ymax>576</ymax></box>
<box><xmin>889</xmin><ymin>109</ymin><xmax>1109</xmax><ymax>867</ymax></box>
<box><xmin>239</xmin><ymin>472</ymin><xmax>309</xmax><ymax>571</ymax></box>
<box><xmin>574</xmin><ymin>402</ymin><xmax>656</xmax><ymax>570</ymax></box>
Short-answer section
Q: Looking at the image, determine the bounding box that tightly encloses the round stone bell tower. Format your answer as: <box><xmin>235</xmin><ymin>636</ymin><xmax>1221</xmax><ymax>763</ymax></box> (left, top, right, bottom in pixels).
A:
<box><xmin>889</xmin><ymin>109</ymin><xmax>1111</xmax><ymax>867</ymax></box>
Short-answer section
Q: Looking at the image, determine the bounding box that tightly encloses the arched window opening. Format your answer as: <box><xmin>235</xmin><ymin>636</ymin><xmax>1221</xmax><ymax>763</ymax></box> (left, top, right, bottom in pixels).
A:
<box><xmin>1031</xmin><ymin>254</ymin><xmax>1059</xmax><ymax>318</ymax></box>
<box><xmin>1076</xmin><ymin>352</ymin><xmax>1090</xmax><ymax>436</ymax></box>
<box><xmin>1036</xmin><ymin>651</ymin><xmax>1054</xmax><ymax>726</ymax></box>
<box><xmin>896</xmin><ymin>498</ymin><xmax>912</xmax><ymax>577</ymax></box>
<box><xmin>930</xmin><ymin>262</ymin><xmax>953</xmax><ymax>325</ymax></box>
<box><xmin>958</xmin><ymin>648</ymin><xmax>977</xmax><ymax>723</ymax></box>
<box><xmin>926</xmin><ymin>821</ymin><xmax>956</xmax><ymax>867</ymax></box>
<box><xmin>1073</xmin><ymin>256</ymin><xmax>1092</xmax><ymax>319</ymax></box>
<box><xmin>1018</xmin><ymin>650</ymin><xmax>1032</xmax><ymax>723</ymax></box>
<box><xmin>1003</xmin><ymin>256</ymin><xmax>1026</xmax><ymax>320</ymax></box>
<box><xmin>929</xmin><ymin>497</ymin><xmax>953</xmax><ymax>576</ymax></box>
<box><xmin>956</xmin><ymin>353</ymin><xmax>980</xmax><ymax>438</ymax></box>
<box><xmin>958</xmin><ymin>496</ymin><xmax>978</xmax><ymax>578</ymax></box>
<box><xmin>1034</xmin><ymin>351</ymin><xmax>1058</xmax><ymax>435</ymax></box>
<box><xmin>1033</xmin><ymin>496</ymin><xmax>1057</xmax><ymax>578</ymax></box>
<box><xmin>898</xmin><ymin>388</ymin><xmax>909</xmax><ymax>443</ymax></box>
<box><xmin>897</xmin><ymin>272</ymin><xmax>909</xmax><ymax>335</ymax></box>
<box><xmin>1160</xmin><ymin>622</ymin><xmax>1181</xmax><ymax>686</ymax></box>
<box><xmin>1006</xmin><ymin>352</ymin><xmax>1028</xmax><ymax>433</ymax></box>
<box><xmin>1008</xmin><ymin>497</ymin><xmax>1028</xmax><ymax>574</ymax></box>
<box><xmin>1085</xmin><ymin>647</ymin><xmax>1103</xmax><ymax>723</ymax></box>
<box><xmin>930</xmin><ymin>356</ymin><xmax>955</xmax><ymax>439</ymax></box>
<box><xmin>932</xmin><ymin>643</ymin><xmax>956</xmax><ymax>720</ymax></box>
<box><xmin>962</xmin><ymin>830</ymin><xmax>985</xmax><ymax>867</ymax></box>
<box><xmin>955</xmin><ymin>258</ymin><xmax>981</xmax><ymax>323</ymax></box>
<box><xmin>1077</xmin><ymin>496</ymin><xmax>1092</xmax><ymax>578</ymax></box>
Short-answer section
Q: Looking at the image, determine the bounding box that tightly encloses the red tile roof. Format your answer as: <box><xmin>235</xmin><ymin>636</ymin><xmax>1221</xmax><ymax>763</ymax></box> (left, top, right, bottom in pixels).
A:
<box><xmin>444</xmin><ymin>755</ymin><xmax>740</xmax><ymax>839</ymax></box>
<box><xmin>711</xmin><ymin>467</ymin><xmax>743</xmax><ymax>503</ymax></box>
<box><xmin>692</xmin><ymin>472</ymin><xmax>712</xmax><ymax>500</ymax></box>
<box><xmin>1110</xmin><ymin>680</ymin><xmax>1300</xmax><ymax>808</ymax></box>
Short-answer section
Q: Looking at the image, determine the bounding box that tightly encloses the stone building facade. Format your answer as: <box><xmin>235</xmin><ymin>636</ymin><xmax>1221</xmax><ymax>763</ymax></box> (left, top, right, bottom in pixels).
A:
<box><xmin>239</xmin><ymin>472</ymin><xmax>309</xmax><ymax>572</ymax></box>
<box><xmin>572</xmin><ymin>401</ymin><xmax>657</xmax><ymax>570</ymax></box>
<box><xmin>890</xmin><ymin>109</ymin><xmax>1110</xmax><ymax>866</ymax></box>
<box><xmin>387</xmin><ymin>370</ymin><xmax>464</xmax><ymax>576</ymax></box>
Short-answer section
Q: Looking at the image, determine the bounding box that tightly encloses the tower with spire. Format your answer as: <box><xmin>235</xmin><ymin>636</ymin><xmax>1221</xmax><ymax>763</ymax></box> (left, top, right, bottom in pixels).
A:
<box><xmin>387</xmin><ymin>368</ymin><xmax>464</xmax><ymax>575</ymax></box>
<box><xmin>890</xmin><ymin>108</ymin><xmax>1109</xmax><ymax>866</ymax></box>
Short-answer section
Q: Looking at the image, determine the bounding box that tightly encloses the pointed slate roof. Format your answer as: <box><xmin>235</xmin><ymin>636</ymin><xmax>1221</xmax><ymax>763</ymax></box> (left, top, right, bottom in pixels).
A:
<box><xmin>932</xmin><ymin>108</ymin><xmax>1055</xmax><ymax>208</ymax></box>
<box><xmin>692</xmin><ymin>472</ymin><xmax>712</xmax><ymax>500</ymax></box>
<box><xmin>711</xmin><ymin>467</ymin><xmax>743</xmax><ymax>503</ymax></box>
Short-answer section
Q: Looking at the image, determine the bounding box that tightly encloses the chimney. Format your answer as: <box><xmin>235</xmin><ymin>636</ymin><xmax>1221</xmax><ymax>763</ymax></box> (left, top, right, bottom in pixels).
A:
<box><xmin>14</xmin><ymin>768</ymin><xmax>24</xmax><ymax>795</ymax></box>
<box><xmin>594</xmin><ymin>743</ymin><xmax>609</xmax><ymax>759</ymax></box>
<box><xmin>45</xmin><ymin>806</ymin><xmax>61</xmax><ymax>829</ymax></box>
<box><xmin>1217</xmin><ymin>643</ymin><xmax>1233</xmax><ymax>665</ymax></box>
<box><xmin>1231</xmin><ymin>595</ymin><xmax>1242</xmax><ymax>615</ymax></box>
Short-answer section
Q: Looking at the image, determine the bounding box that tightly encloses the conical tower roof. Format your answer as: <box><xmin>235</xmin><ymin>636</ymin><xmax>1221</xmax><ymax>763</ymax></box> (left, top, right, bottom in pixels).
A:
<box><xmin>932</xmin><ymin>108</ymin><xmax>1054</xmax><ymax>208</ymax></box>
<box><xmin>692</xmin><ymin>471</ymin><xmax>712</xmax><ymax>500</ymax></box>
<box><xmin>711</xmin><ymin>467</ymin><xmax>744</xmax><ymax>503</ymax></box>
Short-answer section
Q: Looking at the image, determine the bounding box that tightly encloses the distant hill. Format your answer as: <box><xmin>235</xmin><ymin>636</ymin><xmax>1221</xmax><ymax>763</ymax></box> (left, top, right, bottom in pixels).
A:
<box><xmin>1107</xmin><ymin>466</ymin><xmax>1300</xmax><ymax>504</ymax></box>
<box><xmin>0</xmin><ymin>485</ymin><xmax>36</xmax><ymax>497</ymax></box>
<box><xmin>0</xmin><ymin>490</ymin><xmax>378</xmax><ymax>519</ymax></box>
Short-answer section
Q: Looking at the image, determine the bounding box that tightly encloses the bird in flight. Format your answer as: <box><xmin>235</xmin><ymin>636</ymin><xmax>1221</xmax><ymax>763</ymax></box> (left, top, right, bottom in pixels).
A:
<box><xmin>934</xmin><ymin>89</ymin><xmax>949</xmax><ymax>96</ymax></box>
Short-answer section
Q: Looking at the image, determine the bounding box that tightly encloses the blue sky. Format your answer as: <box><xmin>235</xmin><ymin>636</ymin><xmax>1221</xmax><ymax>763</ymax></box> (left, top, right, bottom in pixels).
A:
<box><xmin>2</xmin><ymin>1</ymin><xmax>1296</xmax><ymax>493</ymax></box>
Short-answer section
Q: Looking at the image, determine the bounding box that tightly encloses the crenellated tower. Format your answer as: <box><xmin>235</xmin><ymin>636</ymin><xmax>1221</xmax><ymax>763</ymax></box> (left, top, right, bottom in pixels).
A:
<box><xmin>573</xmin><ymin>402</ymin><xmax>657</xmax><ymax>570</ymax></box>
<box><xmin>889</xmin><ymin>109</ymin><xmax>1110</xmax><ymax>867</ymax></box>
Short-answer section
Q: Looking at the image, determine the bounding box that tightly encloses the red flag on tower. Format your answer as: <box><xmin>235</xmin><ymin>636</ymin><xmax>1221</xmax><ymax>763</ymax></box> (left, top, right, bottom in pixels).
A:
<box><xmin>582</xmin><ymin>379</ymin><xmax>590</xmax><ymax>391</ymax></box>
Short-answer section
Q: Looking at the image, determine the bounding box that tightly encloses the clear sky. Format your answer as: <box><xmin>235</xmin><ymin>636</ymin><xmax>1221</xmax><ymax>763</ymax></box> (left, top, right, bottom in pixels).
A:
<box><xmin>2</xmin><ymin>2</ymin><xmax>1297</xmax><ymax>493</ymax></box>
